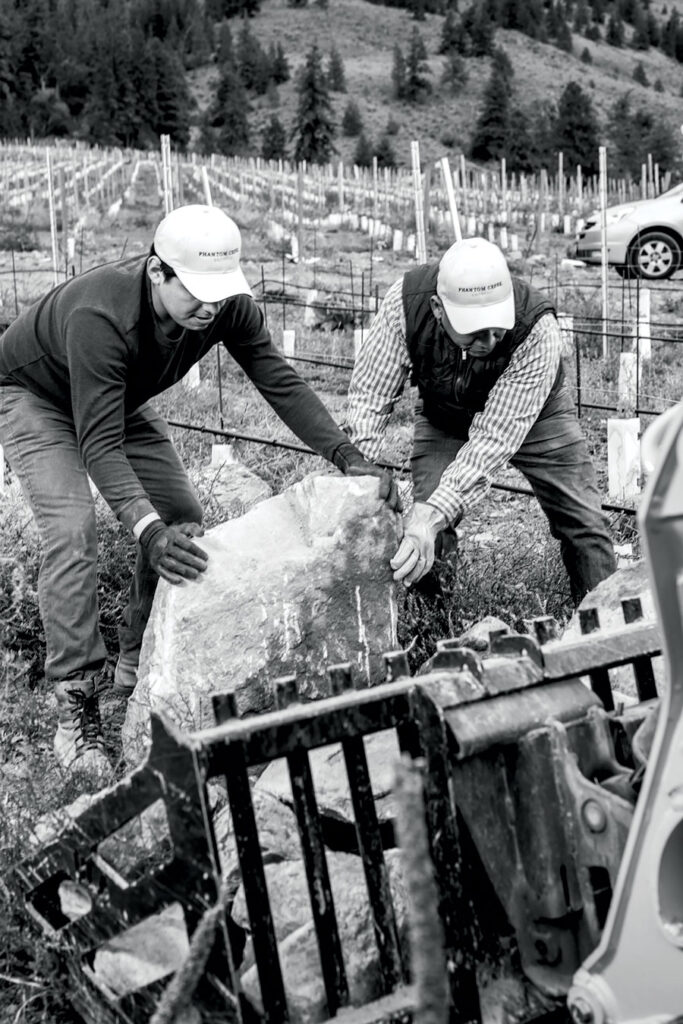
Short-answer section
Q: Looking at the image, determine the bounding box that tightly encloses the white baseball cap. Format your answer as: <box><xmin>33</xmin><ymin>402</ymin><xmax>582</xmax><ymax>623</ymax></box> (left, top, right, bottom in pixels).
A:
<box><xmin>436</xmin><ymin>237</ymin><xmax>514</xmax><ymax>334</ymax></box>
<box><xmin>153</xmin><ymin>205</ymin><xmax>253</xmax><ymax>303</ymax></box>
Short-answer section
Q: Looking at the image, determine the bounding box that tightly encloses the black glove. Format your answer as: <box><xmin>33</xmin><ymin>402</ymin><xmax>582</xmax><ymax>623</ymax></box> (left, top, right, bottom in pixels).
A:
<box><xmin>332</xmin><ymin>442</ymin><xmax>402</xmax><ymax>513</ymax></box>
<box><xmin>140</xmin><ymin>521</ymin><xmax>208</xmax><ymax>585</ymax></box>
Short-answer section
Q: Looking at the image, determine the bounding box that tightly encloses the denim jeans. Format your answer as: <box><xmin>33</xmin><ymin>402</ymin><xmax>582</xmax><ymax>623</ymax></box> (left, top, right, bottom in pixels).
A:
<box><xmin>411</xmin><ymin>407</ymin><xmax>616</xmax><ymax>605</ymax></box>
<box><xmin>0</xmin><ymin>385</ymin><xmax>201</xmax><ymax>682</ymax></box>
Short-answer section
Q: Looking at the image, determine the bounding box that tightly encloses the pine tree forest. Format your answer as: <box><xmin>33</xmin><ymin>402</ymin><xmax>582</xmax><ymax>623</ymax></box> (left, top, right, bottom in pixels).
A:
<box><xmin>0</xmin><ymin>0</ymin><xmax>682</xmax><ymax>172</ymax></box>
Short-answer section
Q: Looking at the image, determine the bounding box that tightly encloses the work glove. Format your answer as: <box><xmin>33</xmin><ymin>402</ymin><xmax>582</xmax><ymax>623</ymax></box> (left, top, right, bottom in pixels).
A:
<box><xmin>332</xmin><ymin>441</ymin><xmax>402</xmax><ymax>513</ymax></box>
<box><xmin>140</xmin><ymin>520</ymin><xmax>208</xmax><ymax>585</ymax></box>
<box><xmin>390</xmin><ymin>502</ymin><xmax>448</xmax><ymax>587</ymax></box>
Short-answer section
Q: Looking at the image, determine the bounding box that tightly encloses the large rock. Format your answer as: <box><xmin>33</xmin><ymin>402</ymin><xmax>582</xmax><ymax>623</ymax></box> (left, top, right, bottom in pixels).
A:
<box><xmin>232</xmin><ymin>849</ymin><xmax>408</xmax><ymax>1022</ymax></box>
<box><xmin>214</xmin><ymin>787</ymin><xmax>302</xmax><ymax>897</ymax></box>
<box><xmin>255</xmin><ymin>729</ymin><xmax>401</xmax><ymax>846</ymax></box>
<box><xmin>194</xmin><ymin>456</ymin><xmax>273</xmax><ymax>519</ymax></box>
<box><xmin>122</xmin><ymin>473</ymin><xmax>401</xmax><ymax>763</ymax></box>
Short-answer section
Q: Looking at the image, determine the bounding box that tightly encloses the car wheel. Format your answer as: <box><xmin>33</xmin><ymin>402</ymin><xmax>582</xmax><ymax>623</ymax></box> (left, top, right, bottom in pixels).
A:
<box><xmin>628</xmin><ymin>231</ymin><xmax>681</xmax><ymax>280</ymax></box>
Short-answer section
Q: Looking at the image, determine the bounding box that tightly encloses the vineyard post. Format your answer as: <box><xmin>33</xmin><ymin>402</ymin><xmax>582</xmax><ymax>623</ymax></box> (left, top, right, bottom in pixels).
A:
<box><xmin>459</xmin><ymin>152</ymin><xmax>468</xmax><ymax>218</ymax></box>
<box><xmin>46</xmin><ymin>151</ymin><xmax>60</xmax><ymax>286</ymax></box>
<box><xmin>411</xmin><ymin>140</ymin><xmax>427</xmax><ymax>264</ymax></box>
<box><xmin>438</xmin><ymin>156</ymin><xmax>462</xmax><ymax>243</ymax></box>
<box><xmin>598</xmin><ymin>145</ymin><xmax>609</xmax><ymax>360</ymax></box>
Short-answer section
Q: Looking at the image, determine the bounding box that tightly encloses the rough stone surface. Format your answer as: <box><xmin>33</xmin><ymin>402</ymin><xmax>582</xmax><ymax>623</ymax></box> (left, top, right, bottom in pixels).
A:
<box><xmin>452</xmin><ymin>615</ymin><xmax>513</xmax><ymax>653</ymax></box>
<box><xmin>255</xmin><ymin>729</ymin><xmax>401</xmax><ymax>837</ymax></box>
<box><xmin>195</xmin><ymin>459</ymin><xmax>273</xmax><ymax>519</ymax></box>
<box><xmin>560</xmin><ymin>561</ymin><xmax>664</xmax><ymax>699</ymax></box>
<box><xmin>90</xmin><ymin>902</ymin><xmax>190</xmax><ymax>998</ymax></box>
<box><xmin>232</xmin><ymin>849</ymin><xmax>408</xmax><ymax>1022</ymax></box>
<box><xmin>122</xmin><ymin>473</ymin><xmax>401</xmax><ymax>764</ymax></box>
<box><xmin>214</xmin><ymin>787</ymin><xmax>302</xmax><ymax>897</ymax></box>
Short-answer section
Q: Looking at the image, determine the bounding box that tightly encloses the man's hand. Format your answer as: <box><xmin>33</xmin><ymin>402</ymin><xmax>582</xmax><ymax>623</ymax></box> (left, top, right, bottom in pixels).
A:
<box><xmin>390</xmin><ymin>502</ymin><xmax>447</xmax><ymax>586</ymax></box>
<box><xmin>333</xmin><ymin>442</ymin><xmax>401</xmax><ymax>512</ymax></box>
<box><xmin>140</xmin><ymin>521</ymin><xmax>208</xmax><ymax>585</ymax></box>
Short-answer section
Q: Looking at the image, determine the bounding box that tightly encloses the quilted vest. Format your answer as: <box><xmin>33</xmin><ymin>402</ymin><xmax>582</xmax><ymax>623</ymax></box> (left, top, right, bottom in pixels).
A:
<box><xmin>403</xmin><ymin>263</ymin><xmax>566</xmax><ymax>438</ymax></box>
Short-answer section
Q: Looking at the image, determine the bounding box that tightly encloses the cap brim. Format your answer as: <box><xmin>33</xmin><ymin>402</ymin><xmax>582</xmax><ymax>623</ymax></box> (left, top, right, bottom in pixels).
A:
<box><xmin>175</xmin><ymin>265</ymin><xmax>253</xmax><ymax>303</ymax></box>
<box><xmin>440</xmin><ymin>291</ymin><xmax>515</xmax><ymax>335</ymax></box>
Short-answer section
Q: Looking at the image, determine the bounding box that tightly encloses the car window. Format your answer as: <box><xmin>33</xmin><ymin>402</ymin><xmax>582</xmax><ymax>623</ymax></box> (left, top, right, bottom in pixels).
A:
<box><xmin>658</xmin><ymin>182</ymin><xmax>683</xmax><ymax>199</ymax></box>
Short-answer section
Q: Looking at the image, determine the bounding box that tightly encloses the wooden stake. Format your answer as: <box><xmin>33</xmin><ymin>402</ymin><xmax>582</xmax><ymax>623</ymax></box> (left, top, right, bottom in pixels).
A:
<box><xmin>411</xmin><ymin>141</ymin><xmax>427</xmax><ymax>264</ymax></box>
<box><xmin>46</xmin><ymin>151</ymin><xmax>60</xmax><ymax>286</ymax></box>
<box><xmin>598</xmin><ymin>146</ymin><xmax>609</xmax><ymax>359</ymax></box>
<box><xmin>438</xmin><ymin>156</ymin><xmax>462</xmax><ymax>242</ymax></box>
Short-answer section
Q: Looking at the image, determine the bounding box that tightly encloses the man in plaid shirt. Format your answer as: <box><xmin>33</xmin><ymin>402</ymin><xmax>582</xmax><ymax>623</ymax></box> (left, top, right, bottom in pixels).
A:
<box><xmin>344</xmin><ymin>237</ymin><xmax>616</xmax><ymax>604</ymax></box>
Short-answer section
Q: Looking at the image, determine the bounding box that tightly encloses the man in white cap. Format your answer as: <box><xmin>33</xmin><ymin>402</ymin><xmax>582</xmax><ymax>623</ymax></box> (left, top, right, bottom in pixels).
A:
<box><xmin>344</xmin><ymin>236</ymin><xmax>616</xmax><ymax>602</ymax></box>
<box><xmin>0</xmin><ymin>204</ymin><xmax>397</xmax><ymax>779</ymax></box>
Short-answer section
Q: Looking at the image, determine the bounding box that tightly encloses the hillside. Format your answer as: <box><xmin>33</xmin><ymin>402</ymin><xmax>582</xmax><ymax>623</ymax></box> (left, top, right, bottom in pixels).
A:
<box><xmin>188</xmin><ymin>0</ymin><xmax>683</xmax><ymax>168</ymax></box>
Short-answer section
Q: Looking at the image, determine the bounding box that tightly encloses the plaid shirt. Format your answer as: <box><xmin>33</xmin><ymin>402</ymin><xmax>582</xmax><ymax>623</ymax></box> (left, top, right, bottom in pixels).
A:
<box><xmin>344</xmin><ymin>278</ymin><xmax>563</xmax><ymax>525</ymax></box>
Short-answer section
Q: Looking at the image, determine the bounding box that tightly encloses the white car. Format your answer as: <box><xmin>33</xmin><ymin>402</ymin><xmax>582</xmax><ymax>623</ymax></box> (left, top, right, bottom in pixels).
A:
<box><xmin>570</xmin><ymin>182</ymin><xmax>683</xmax><ymax>280</ymax></box>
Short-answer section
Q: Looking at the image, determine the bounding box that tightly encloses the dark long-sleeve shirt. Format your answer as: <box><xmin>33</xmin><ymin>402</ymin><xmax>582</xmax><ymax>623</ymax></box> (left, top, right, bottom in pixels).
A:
<box><xmin>0</xmin><ymin>255</ymin><xmax>349</xmax><ymax>528</ymax></box>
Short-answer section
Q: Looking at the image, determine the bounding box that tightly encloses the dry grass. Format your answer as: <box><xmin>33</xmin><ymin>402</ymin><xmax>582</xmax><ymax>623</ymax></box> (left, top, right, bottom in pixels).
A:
<box><xmin>186</xmin><ymin>0</ymin><xmax>683</xmax><ymax>166</ymax></box>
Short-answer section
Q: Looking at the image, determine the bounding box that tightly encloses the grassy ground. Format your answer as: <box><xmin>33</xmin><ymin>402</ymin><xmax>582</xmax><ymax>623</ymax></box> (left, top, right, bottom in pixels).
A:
<box><xmin>186</xmin><ymin>0</ymin><xmax>683</xmax><ymax>168</ymax></box>
<box><xmin>0</xmin><ymin>179</ymin><xmax>680</xmax><ymax>1022</ymax></box>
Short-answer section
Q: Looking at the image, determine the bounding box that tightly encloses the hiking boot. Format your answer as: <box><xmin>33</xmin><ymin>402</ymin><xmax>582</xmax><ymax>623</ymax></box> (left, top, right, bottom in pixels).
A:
<box><xmin>113</xmin><ymin>649</ymin><xmax>140</xmax><ymax>697</ymax></box>
<box><xmin>54</xmin><ymin>676</ymin><xmax>111</xmax><ymax>776</ymax></box>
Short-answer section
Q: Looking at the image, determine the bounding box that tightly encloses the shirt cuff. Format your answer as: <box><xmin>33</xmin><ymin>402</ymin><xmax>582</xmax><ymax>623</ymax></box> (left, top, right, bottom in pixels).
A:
<box><xmin>426</xmin><ymin>490</ymin><xmax>464</xmax><ymax>529</ymax></box>
<box><xmin>133</xmin><ymin>512</ymin><xmax>162</xmax><ymax>540</ymax></box>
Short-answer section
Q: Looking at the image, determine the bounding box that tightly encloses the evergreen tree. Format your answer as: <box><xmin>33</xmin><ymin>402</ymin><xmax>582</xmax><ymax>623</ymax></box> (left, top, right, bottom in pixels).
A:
<box><xmin>410</xmin><ymin>0</ymin><xmax>426</xmax><ymax>20</ymax></box>
<box><xmin>200</xmin><ymin>59</ymin><xmax>250</xmax><ymax>155</ymax></box>
<box><xmin>494</xmin><ymin>44</ymin><xmax>514</xmax><ymax>81</ymax></box>
<box><xmin>661</xmin><ymin>10</ymin><xmax>679</xmax><ymax>57</ymax></box>
<box><xmin>555</xmin><ymin>17</ymin><xmax>573</xmax><ymax>51</ymax></box>
<box><xmin>341</xmin><ymin>98</ymin><xmax>363</xmax><ymax>135</ymax></box>
<box><xmin>633</xmin><ymin>60</ymin><xmax>649</xmax><ymax>85</ymax></box>
<box><xmin>470</xmin><ymin>62</ymin><xmax>510</xmax><ymax>161</ymax></box>
<box><xmin>47</xmin><ymin>0</ymin><xmax>94</xmax><ymax>119</ymax></box>
<box><xmin>530</xmin><ymin>98</ymin><xmax>558</xmax><ymax>169</ymax></box>
<box><xmin>590</xmin><ymin>0</ymin><xmax>607</xmax><ymax>23</ymax></box>
<box><xmin>546</xmin><ymin>0</ymin><xmax>561</xmax><ymax>36</ymax></box>
<box><xmin>573</xmin><ymin>0</ymin><xmax>590</xmax><ymax>33</ymax></box>
<box><xmin>270</xmin><ymin>42</ymin><xmax>290</xmax><ymax>84</ymax></box>
<box><xmin>646</xmin><ymin>11</ymin><xmax>659</xmax><ymax>47</ymax></box>
<box><xmin>375</xmin><ymin>133</ymin><xmax>396</xmax><ymax>167</ymax></box>
<box><xmin>607</xmin><ymin>91</ymin><xmax>678</xmax><ymax>176</ymax></box>
<box><xmin>505</xmin><ymin>105</ymin><xmax>538</xmax><ymax>172</ymax></box>
<box><xmin>441</xmin><ymin>50</ymin><xmax>468</xmax><ymax>92</ymax></box>
<box><xmin>353</xmin><ymin>131</ymin><xmax>374</xmax><ymax>167</ymax></box>
<box><xmin>130</xmin><ymin>25</ymin><xmax>162</xmax><ymax>147</ymax></box>
<box><xmin>499</xmin><ymin>0</ymin><xmax>545</xmax><ymax>36</ymax></box>
<box><xmin>460</xmin><ymin>3</ymin><xmax>496</xmax><ymax>56</ymax></box>
<box><xmin>238</xmin><ymin>19</ymin><xmax>269</xmax><ymax>93</ymax></box>
<box><xmin>327</xmin><ymin>46</ymin><xmax>346</xmax><ymax>92</ymax></box>
<box><xmin>216</xmin><ymin>21</ymin><xmax>234</xmax><ymax>65</ymax></box>
<box><xmin>261</xmin><ymin>113</ymin><xmax>287</xmax><ymax>159</ymax></box>
<box><xmin>391</xmin><ymin>44</ymin><xmax>406</xmax><ymax>98</ymax></box>
<box><xmin>580</xmin><ymin>44</ymin><xmax>592</xmax><ymax>61</ymax></box>
<box><xmin>185</xmin><ymin>4</ymin><xmax>213</xmax><ymax>68</ymax></box>
<box><xmin>403</xmin><ymin>26</ymin><xmax>432</xmax><ymax>101</ymax></box>
<box><xmin>653</xmin><ymin>77</ymin><xmax>664</xmax><ymax>92</ymax></box>
<box><xmin>29</xmin><ymin>85</ymin><xmax>72</xmax><ymax>138</ymax></box>
<box><xmin>605</xmin><ymin>9</ymin><xmax>625</xmax><ymax>46</ymax></box>
<box><xmin>439</xmin><ymin>9</ymin><xmax>459</xmax><ymax>53</ymax></box>
<box><xmin>553</xmin><ymin>80</ymin><xmax>599</xmax><ymax>173</ymax></box>
<box><xmin>630</xmin><ymin>3</ymin><xmax>650</xmax><ymax>49</ymax></box>
<box><xmin>150</xmin><ymin>37</ymin><xmax>192</xmax><ymax>147</ymax></box>
<box><xmin>291</xmin><ymin>43</ymin><xmax>336</xmax><ymax>164</ymax></box>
